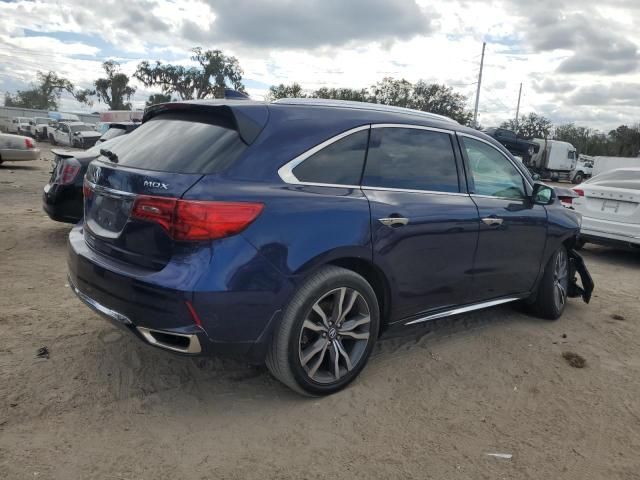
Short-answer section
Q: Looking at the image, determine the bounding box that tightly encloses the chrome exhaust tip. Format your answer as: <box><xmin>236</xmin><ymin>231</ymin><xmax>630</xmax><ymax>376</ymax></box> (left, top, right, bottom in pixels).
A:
<box><xmin>137</xmin><ymin>327</ymin><xmax>202</xmax><ymax>354</ymax></box>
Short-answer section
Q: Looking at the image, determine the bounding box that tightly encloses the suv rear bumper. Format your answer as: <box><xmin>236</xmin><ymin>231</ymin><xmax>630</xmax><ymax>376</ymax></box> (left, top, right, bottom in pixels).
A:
<box><xmin>67</xmin><ymin>224</ymin><xmax>294</xmax><ymax>362</ymax></box>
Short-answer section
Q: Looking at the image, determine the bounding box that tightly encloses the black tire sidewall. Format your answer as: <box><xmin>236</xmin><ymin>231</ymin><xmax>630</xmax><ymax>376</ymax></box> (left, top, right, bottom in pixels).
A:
<box><xmin>285</xmin><ymin>270</ymin><xmax>380</xmax><ymax>396</ymax></box>
<box><xmin>536</xmin><ymin>246</ymin><xmax>569</xmax><ymax>320</ymax></box>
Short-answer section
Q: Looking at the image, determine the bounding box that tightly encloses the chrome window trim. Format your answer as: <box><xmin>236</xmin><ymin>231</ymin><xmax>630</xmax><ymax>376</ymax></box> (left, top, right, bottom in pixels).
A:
<box><xmin>457</xmin><ymin>132</ymin><xmax>534</xmax><ymax>189</ymax></box>
<box><xmin>470</xmin><ymin>193</ymin><xmax>527</xmax><ymax>201</ymax></box>
<box><xmin>361</xmin><ymin>186</ymin><xmax>469</xmax><ymax>197</ymax></box>
<box><xmin>278</xmin><ymin>123</ymin><xmax>460</xmax><ymax>195</ymax></box>
<box><xmin>277</xmin><ymin>125</ymin><xmax>370</xmax><ymax>185</ymax></box>
<box><xmin>404</xmin><ymin>296</ymin><xmax>523</xmax><ymax>326</ymax></box>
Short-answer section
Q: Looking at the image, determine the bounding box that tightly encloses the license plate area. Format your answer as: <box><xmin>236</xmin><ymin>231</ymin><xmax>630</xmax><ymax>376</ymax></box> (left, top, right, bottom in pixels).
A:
<box><xmin>85</xmin><ymin>191</ymin><xmax>134</xmax><ymax>239</ymax></box>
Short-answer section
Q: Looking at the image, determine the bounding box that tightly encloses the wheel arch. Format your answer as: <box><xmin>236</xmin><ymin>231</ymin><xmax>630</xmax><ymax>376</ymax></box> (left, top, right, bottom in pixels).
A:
<box><xmin>326</xmin><ymin>257</ymin><xmax>392</xmax><ymax>333</ymax></box>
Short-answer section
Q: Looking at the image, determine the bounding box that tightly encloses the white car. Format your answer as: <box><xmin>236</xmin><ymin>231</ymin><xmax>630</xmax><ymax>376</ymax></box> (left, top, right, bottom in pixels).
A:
<box><xmin>0</xmin><ymin>133</ymin><xmax>40</xmax><ymax>164</ymax></box>
<box><xmin>572</xmin><ymin>168</ymin><xmax>640</xmax><ymax>249</ymax></box>
<box><xmin>49</xmin><ymin>121</ymin><xmax>101</xmax><ymax>148</ymax></box>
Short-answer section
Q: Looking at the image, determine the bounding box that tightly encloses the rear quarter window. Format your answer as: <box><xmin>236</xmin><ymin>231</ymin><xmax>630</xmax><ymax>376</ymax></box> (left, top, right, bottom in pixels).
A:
<box><xmin>102</xmin><ymin>112</ymin><xmax>247</xmax><ymax>174</ymax></box>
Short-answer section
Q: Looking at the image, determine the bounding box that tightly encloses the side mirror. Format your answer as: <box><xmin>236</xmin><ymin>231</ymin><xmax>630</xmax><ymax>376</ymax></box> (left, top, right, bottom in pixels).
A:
<box><xmin>531</xmin><ymin>182</ymin><xmax>555</xmax><ymax>205</ymax></box>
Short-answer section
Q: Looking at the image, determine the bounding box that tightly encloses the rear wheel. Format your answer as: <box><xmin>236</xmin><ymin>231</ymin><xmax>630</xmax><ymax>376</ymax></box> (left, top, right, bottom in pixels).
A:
<box><xmin>530</xmin><ymin>246</ymin><xmax>569</xmax><ymax>320</ymax></box>
<box><xmin>266</xmin><ymin>266</ymin><xmax>379</xmax><ymax>396</ymax></box>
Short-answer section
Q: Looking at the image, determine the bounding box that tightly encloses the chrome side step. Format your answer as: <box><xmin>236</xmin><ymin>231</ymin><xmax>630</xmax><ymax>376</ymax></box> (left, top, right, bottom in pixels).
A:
<box><xmin>404</xmin><ymin>297</ymin><xmax>522</xmax><ymax>326</ymax></box>
<box><xmin>137</xmin><ymin>327</ymin><xmax>202</xmax><ymax>354</ymax></box>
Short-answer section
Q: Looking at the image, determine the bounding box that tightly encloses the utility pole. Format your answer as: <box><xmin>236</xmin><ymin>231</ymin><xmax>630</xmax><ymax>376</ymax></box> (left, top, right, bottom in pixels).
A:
<box><xmin>473</xmin><ymin>42</ymin><xmax>486</xmax><ymax>129</ymax></box>
<box><xmin>514</xmin><ymin>82</ymin><xmax>522</xmax><ymax>131</ymax></box>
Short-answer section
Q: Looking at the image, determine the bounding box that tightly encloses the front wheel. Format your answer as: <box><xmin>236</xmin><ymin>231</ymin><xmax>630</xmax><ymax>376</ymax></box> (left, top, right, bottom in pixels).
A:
<box><xmin>572</xmin><ymin>172</ymin><xmax>584</xmax><ymax>184</ymax></box>
<box><xmin>530</xmin><ymin>246</ymin><xmax>569</xmax><ymax>320</ymax></box>
<box><xmin>266</xmin><ymin>266</ymin><xmax>380</xmax><ymax>396</ymax></box>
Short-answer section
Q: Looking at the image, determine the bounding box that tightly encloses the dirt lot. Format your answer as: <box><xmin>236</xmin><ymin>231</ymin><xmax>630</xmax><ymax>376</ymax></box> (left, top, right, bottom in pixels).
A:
<box><xmin>1</xmin><ymin>146</ymin><xmax>640</xmax><ymax>479</ymax></box>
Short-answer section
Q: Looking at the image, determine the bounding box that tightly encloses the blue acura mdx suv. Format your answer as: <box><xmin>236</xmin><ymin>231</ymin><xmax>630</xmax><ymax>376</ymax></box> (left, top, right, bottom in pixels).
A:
<box><xmin>68</xmin><ymin>98</ymin><xmax>593</xmax><ymax>395</ymax></box>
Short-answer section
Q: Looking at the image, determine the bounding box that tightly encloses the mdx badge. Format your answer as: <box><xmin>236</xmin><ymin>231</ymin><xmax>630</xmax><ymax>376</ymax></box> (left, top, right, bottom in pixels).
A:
<box><xmin>144</xmin><ymin>180</ymin><xmax>169</xmax><ymax>190</ymax></box>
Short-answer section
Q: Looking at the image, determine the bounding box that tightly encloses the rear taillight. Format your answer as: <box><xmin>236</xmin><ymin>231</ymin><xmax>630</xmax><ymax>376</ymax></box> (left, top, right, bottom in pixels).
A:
<box><xmin>55</xmin><ymin>158</ymin><xmax>81</xmax><ymax>185</ymax></box>
<box><xmin>573</xmin><ymin>188</ymin><xmax>584</xmax><ymax>197</ymax></box>
<box><xmin>24</xmin><ymin>138</ymin><xmax>34</xmax><ymax>149</ymax></box>
<box><xmin>82</xmin><ymin>179</ymin><xmax>93</xmax><ymax>199</ymax></box>
<box><xmin>131</xmin><ymin>196</ymin><xmax>263</xmax><ymax>241</ymax></box>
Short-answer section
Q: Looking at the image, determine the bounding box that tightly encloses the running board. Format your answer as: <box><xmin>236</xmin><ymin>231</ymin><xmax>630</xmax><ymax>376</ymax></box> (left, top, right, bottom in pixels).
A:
<box><xmin>404</xmin><ymin>297</ymin><xmax>523</xmax><ymax>326</ymax></box>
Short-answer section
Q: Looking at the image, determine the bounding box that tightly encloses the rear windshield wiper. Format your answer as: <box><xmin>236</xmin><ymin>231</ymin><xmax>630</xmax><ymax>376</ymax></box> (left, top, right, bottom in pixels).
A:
<box><xmin>100</xmin><ymin>149</ymin><xmax>119</xmax><ymax>164</ymax></box>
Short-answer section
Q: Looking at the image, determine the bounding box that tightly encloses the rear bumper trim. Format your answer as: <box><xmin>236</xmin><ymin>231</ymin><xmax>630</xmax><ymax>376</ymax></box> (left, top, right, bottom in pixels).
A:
<box><xmin>69</xmin><ymin>275</ymin><xmax>132</xmax><ymax>325</ymax></box>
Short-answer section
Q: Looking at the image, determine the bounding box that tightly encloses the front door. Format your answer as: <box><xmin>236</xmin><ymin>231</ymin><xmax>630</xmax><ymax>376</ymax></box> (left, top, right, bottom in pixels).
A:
<box><xmin>364</xmin><ymin>125</ymin><xmax>479</xmax><ymax>322</ymax></box>
<box><xmin>458</xmin><ymin>134</ymin><xmax>547</xmax><ymax>301</ymax></box>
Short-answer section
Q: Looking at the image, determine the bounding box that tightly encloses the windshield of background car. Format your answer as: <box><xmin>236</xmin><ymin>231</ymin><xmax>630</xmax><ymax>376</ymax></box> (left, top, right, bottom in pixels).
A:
<box><xmin>99</xmin><ymin>112</ymin><xmax>248</xmax><ymax>174</ymax></box>
<box><xmin>100</xmin><ymin>127</ymin><xmax>127</xmax><ymax>141</ymax></box>
<box><xmin>70</xmin><ymin>125</ymin><xmax>92</xmax><ymax>133</ymax></box>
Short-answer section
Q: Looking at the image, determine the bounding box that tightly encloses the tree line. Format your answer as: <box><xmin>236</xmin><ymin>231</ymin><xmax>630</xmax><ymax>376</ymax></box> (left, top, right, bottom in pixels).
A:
<box><xmin>3</xmin><ymin>46</ymin><xmax>638</xmax><ymax>157</ymax></box>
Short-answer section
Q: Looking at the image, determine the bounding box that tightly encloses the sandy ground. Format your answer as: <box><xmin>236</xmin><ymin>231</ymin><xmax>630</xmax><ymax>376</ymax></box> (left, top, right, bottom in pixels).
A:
<box><xmin>1</xmin><ymin>146</ymin><xmax>640</xmax><ymax>479</ymax></box>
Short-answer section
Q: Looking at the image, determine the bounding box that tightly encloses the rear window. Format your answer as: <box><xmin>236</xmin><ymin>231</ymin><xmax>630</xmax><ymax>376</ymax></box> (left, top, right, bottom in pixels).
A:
<box><xmin>100</xmin><ymin>127</ymin><xmax>127</xmax><ymax>141</ymax></box>
<box><xmin>99</xmin><ymin>112</ymin><xmax>247</xmax><ymax>174</ymax></box>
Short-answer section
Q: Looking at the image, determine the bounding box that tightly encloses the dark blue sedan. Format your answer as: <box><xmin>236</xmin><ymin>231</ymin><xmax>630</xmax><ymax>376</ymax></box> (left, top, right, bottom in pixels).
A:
<box><xmin>67</xmin><ymin>98</ymin><xmax>593</xmax><ymax>395</ymax></box>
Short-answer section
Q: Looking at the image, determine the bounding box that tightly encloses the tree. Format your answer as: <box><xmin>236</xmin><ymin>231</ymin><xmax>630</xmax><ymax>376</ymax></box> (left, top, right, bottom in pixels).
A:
<box><xmin>266</xmin><ymin>82</ymin><xmax>307</xmax><ymax>101</ymax></box>
<box><xmin>134</xmin><ymin>48</ymin><xmax>244</xmax><ymax>100</ymax></box>
<box><xmin>313</xmin><ymin>87</ymin><xmax>370</xmax><ymax>102</ymax></box>
<box><xmin>501</xmin><ymin>113</ymin><xmax>553</xmax><ymax>139</ymax></box>
<box><xmin>608</xmin><ymin>125</ymin><xmax>640</xmax><ymax>157</ymax></box>
<box><xmin>410</xmin><ymin>82</ymin><xmax>473</xmax><ymax>125</ymax></box>
<box><xmin>93</xmin><ymin>60</ymin><xmax>136</xmax><ymax>110</ymax></box>
<box><xmin>146</xmin><ymin>93</ymin><xmax>172</xmax><ymax>107</ymax></box>
<box><xmin>370</xmin><ymin>77</ymin><xmax>413</xmax><ymax>108</ymax></box>
<box><xmin>4</xmin><ymin>71</ymin><xmax>92</xmax><ymax>110</ymax></box>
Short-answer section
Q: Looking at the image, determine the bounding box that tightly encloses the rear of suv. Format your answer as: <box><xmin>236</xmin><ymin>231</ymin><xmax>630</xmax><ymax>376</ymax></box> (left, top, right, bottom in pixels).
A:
<box><xmin>68</xmin><ymin>99</ymin><xmax>593</xmax><ymax>396</ymax></box>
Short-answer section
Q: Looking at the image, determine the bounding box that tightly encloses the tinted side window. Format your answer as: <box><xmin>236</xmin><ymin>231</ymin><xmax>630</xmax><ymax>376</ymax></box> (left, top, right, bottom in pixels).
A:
<box><xmin>462</xmin><ymin>137</ymin><xmax>526</xmax><ymax>200</ymax></box>
<box><xmin>292</xmin><ymin>130</ymin><xmax>368</xmax><ymax>185</ymax></box>
<box><xmin>362</xmin><ymin>128</ymin><xmax>459</xmax><ymax>192</ymax></box>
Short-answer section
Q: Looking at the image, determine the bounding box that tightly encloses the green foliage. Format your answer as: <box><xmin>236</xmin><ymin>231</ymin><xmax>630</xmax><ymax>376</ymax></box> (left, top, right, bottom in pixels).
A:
<box><xmin>4</xmin><ymin>71</ymin><xmax>92</xmax><ymax>110</ymax></box>
<box><xmin>266</xmin><ymin>82</ymin><xmax>307</xmax><ymax>101</ymax></box>
<box><xmin>265</xmin><ymin>77</ymin><xmax>474</xmax><ymax>125</ymax></box>
<box><xmin>94</xmin><ymin>61</ymin><xmax>136</xmax><ymax>110</ymax></box>
<box><xmin>134</xmin><ymin>48</ymin><xmax>244</xmax><ymax>100</ymax></box>
<box><xmin>146</xmin><ymin>93</ymin><xmax>173</xmax><ymax>107</ymax></box>
<box><xmin>500</xmin><ymin>113</ymin><xmax>553</xmax><ymax>139</ymax></box>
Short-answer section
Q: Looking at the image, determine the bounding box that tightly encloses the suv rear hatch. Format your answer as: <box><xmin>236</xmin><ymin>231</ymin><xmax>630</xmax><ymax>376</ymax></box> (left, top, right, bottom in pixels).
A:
<box><xmin>83</xmin><ymin>103</ymin><xmax>268</xmax><ymax>270</ymax></box>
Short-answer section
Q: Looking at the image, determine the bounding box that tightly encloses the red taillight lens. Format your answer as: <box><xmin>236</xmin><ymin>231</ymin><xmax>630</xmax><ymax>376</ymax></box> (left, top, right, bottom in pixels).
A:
<box><xmin>82</xmin><ymin>179</ymin><xmax>93</xmax><ymax>199</ymax></box>
<box><xmin>173</xmin><ymin>200</ymin><xmax>264</xmax><ymax>241</ymax></box>
<box><xmin>131</xmin><ymin>196</ymin><xmax>263</xmax><ymax>241</ymax></box>
<box><xmin>24</xmin><ymin>138</ymin><xmax>34</xmax><ymax>149</ymax></box>
<box><xmin>131</xmin><ymin>196</ymin><xmax>177</xmax><ymax>233</ymax></box>
<box><xmin>573</xmin><ymin>188</ymin><xmax>584</xmax><ymax>197</ymax></box>
<box><xmin>55</xmin><ymin>158</ymin><xmax>80</xmax><ymax>185</ymax></box>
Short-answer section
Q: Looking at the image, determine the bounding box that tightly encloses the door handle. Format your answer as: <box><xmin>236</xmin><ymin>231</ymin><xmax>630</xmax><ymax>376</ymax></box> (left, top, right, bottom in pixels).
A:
<box><xmin>481</xmin><ymin>217</ymin><xmax>504</xmax><ymax>226</ymax></box>
<box><xmin>379</xmin><ymin>217</ymin><xmax>409</xmax><ymax>227</ymax></box>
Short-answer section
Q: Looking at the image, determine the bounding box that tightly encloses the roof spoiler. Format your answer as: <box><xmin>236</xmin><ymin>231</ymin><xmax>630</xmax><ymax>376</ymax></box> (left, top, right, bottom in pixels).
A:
<box><xmin>143</xmin><ymin>101</ymin><xmax>269</xmax><ymax>145</ymax></box>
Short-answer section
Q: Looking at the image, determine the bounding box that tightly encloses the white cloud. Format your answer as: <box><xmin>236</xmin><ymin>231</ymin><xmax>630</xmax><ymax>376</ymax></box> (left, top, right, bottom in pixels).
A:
<box><xmin>0</xmin><ymin>0</ymin><xmax>638</xmax><ymax>131</ymax></box>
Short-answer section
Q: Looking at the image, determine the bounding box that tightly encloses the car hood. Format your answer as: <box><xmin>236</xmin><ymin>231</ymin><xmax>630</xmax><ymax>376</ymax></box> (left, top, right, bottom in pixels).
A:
<box><xmin>76</xmin><ymin>131</ymin><xmax>101</xmax><ymax>138</ymax></box>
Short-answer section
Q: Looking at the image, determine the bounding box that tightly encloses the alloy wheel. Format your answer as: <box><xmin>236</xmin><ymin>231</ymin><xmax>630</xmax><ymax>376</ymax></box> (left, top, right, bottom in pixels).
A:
<box><xmin>553</xmin><ymin>249</ymin><xmax>568</xmax><ymax>310</ymax></box>
<box><xmin>298</xmin><ymin>287</ymin><xmax>371</xmax><ymax>384</ymax></box>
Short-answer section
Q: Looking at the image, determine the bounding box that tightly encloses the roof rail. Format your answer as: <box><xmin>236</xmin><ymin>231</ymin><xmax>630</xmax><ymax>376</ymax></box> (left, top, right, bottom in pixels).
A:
<box><xmin>273</xmin><ymin>98</ymin><xmax>459</xmax><ymax>125</ymax></box>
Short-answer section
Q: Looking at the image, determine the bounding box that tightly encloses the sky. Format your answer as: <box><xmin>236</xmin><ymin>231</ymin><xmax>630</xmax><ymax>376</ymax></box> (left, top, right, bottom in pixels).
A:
<box><xmin>0</xmin><ymin>0</ymin><xmax>639</xmax><ymax>131</ymax></box>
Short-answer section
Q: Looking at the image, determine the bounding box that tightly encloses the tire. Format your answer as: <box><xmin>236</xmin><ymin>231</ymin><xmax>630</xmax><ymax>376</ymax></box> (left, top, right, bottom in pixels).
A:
<box><xmin>266</xmin><ymin>266</ymin><xmax>380</xmax><ymax>396</ymax></box>
<box><xmin>530</xmin><ymin>246</ymin><xmax>569</xmax><ymax>320</ymax></box>
<box><xmin>572</xmin><ymin>172</ymin><xmax>584</xmax><ymax>184</ymax></box>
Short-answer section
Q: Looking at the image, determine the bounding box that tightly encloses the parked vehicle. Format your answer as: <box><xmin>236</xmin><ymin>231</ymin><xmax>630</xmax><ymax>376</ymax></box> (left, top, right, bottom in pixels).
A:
<box><xmin>48</xmin><ymin>112</ymin><xmax>81</xmax><ymax>123</ymax></box>
<box><xmin>43</xmin><ymin>137</ymin><xmax>127</xmax><ymax>223</ymax></box>
<box><xmin>32</xmin><ymin>117</ymin><xmax>54</xmax><ymax>141</ymax></box>
<box><xmin>7</xmin><ymin>117</ymin><xmax>34</xmax><ymax>136</ymax></box>
<box><xmin>97</xmin><ymin>111</ymin><xmax>143</xmax><ymax>132</ymax></box>
<box><xmin>483</xmin><ymin>127</ymin><xmax>539</xmax><ymax>163</ymax></box>
<box><xmin>571</xmin><ymin>155</ymin><xmax>594</xmax><ymax>184</ymax></box>
<box><xmin>49</xmin><ymin>122</ymin><xmax>101</xmax><ymax>148</ymax></box>
<box><xmin>0</xmin><ymin>132</ymin><xmax>40</xmax><ymax>164</ymax></box>
<box><xmin>529</xmin><ymin>139</ymin><xmax>577</xmax><ymax>181</ymax></box>
<box><xmin>592</xmin><ymin>156</ymin><xmax>640</xmax><ymax>177</ymax></box>
<box><xmin>96</xmin><ymin>122</ymin><xmax>139</xmax><ymax>144</ymax></box>
<box><xmin>67</xmin><ymin>98</ymin><xmax>593</xmax><ymax>396</ymax></box>
<box><xmin>571</xmin><ymin>168</ymin><xmax>640</xmax><ymax>249</ymax></box>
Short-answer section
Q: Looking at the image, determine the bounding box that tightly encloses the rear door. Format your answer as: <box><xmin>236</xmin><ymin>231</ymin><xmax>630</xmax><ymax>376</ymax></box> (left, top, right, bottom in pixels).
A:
<box><xmin>364</xmin><ymin>125</ymin><xmax>479</xmax><ymax>321</ymax></box>
<box><xmin>458</xmin><ymin>134</ymin><xmax>547</xmax><ymax>301</ymax></box>
<box><xmin>83</xmin><ymin>111</ymin><xmax>249</xmax><ymax>270</ymax></box>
